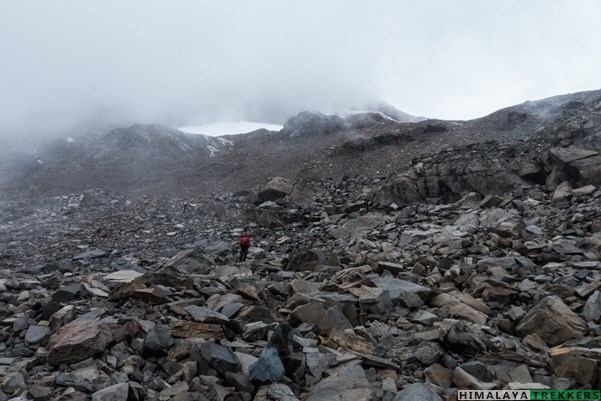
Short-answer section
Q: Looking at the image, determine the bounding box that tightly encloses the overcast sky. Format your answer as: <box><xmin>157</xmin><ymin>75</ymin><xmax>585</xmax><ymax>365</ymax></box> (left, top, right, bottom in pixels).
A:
<box><xmin>1</xmin><ymin>0</ymin><xmax>601</xmax><ymax>136</ymax></box>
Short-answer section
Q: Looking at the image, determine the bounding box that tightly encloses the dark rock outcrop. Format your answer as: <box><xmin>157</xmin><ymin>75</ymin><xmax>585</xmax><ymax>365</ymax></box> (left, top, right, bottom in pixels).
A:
<box><xmin>280</xmin><ymin>111</ymin><xmax>347</xmax><ymax>137</ymax></box>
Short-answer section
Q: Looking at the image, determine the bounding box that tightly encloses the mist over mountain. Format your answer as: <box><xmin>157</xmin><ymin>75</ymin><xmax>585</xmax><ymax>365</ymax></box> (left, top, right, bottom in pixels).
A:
<box><xmin>1</xmin><ymin>88</ymin><xmax>598</xmax><ymax>197</ymax></box>
<box><xmin>2</xmin><ymin>1</ymin><xmax>601</xmax><ymax>139</ymax></box>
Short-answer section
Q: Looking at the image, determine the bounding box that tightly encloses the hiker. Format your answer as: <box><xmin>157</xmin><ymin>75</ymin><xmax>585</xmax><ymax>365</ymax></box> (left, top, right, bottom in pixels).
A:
<box><xmin>239</xmin><ymin>228</ymin><xmax>250</xmax><ymax>262</ymax></box>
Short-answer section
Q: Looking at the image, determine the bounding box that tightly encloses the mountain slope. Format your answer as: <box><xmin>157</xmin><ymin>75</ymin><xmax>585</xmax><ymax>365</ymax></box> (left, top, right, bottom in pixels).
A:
<box><xmin>2</xmin><ymin>89</ymin><xmax>600</xmax><ymax>199</ymax></box>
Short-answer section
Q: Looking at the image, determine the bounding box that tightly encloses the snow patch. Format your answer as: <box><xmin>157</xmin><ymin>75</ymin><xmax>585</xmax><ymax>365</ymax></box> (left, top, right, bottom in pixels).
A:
<box><xmin>179</xmin><ymin>142</ymin><xmax>193</xmax><ymax>151</ymax></box>
<box><xmin>179</xmin><ymin>121</ymin><xmax>283</xmax><ymax>137</ymax></box>
<box><xmin>329</xmin><ymin>109</ymin><xmax>399</xmax><ymax>122</ymax></box>
<box><xmin>207</xmin><ymin>145</ymin><xmax>220</xmax><ymax>157</ymax></box>
<box><xmin>216</xmin><ymin>137</ymin><xmax>234</xmax><ymax>146</ymax></box>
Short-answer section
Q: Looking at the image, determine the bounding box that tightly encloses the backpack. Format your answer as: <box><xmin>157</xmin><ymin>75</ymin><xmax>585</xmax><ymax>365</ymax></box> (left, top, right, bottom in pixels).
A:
<box><xmin>240</xmin><ymin>233</ymin><xmax>250</xmax><ymax>246</ymax></box>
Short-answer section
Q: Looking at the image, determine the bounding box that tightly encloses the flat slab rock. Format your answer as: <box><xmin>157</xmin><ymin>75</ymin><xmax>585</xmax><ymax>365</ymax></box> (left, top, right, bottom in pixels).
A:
<box><xmin>73</xmin><ymin>249</ymin><xmax>107</xmax><ymax>260</ymax></box>
<box><xmin>393</xmin><ymin>383</ymin><xmax>443</xmax><ymax>401</ymax></box>
<box><xmin>371</xmin><ymin>277</ymin><xmax>434</xmax><ymax>302</ymax></box>
<box><xmin>549</xmin><ymin>146</ymin><xmax>598</xmax><ymax>163</ymax></box>
<box><xmin>103</xmin><ymin>270</ymin><xmax>144</xmax><ymax>283</ymax></box>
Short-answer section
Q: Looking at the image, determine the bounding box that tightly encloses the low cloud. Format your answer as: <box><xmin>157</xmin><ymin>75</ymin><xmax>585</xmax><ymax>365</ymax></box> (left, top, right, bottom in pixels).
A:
<box><xmin>1</xmin><ymin>0</ymin><xmax>600</xmax><ymax>138</ymax></box>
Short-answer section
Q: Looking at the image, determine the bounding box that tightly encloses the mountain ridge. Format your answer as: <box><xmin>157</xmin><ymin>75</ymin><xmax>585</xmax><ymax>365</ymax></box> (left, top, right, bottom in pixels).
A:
<box><xmin>1</xmin><ymin>89</ymin><xmax>600</xmax><ymax>200</ymax></box>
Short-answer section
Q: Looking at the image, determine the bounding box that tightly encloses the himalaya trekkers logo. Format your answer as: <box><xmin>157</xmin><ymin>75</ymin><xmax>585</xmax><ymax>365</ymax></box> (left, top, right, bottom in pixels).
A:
<box><xmin>457</xmin><ymin>390</ymin><xmax>601</xmax><ymax>401</ymax></box>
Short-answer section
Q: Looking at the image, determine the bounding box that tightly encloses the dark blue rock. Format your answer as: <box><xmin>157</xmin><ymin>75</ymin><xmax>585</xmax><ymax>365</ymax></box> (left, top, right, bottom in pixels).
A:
<box><xmin>199</xmin><ymin>342</ymin><xmax>241</xmax><ymax>375</ymax></box>
<box><xmin>224</xmin><ymin>372</ymin><xmax>254</xmax><ymax>394</ymax></box>
<box><xmin>249</xmin><ymin>347</ymin><xmax>285</xmax><ymax>383</ymax></box>
<box><xmin>52</xmin><ymin>283</ymin><xmax>89</xmax><ymax>302</ymax></box>
<box><xmin>25</xmin><ymin>325</ymin><xmax>51</xmax><ymax>344</ymax></box>
<box><xmin>144</xmin><ymin>326</ymin><xmax>173</xmax><ymax>352</ymax></box>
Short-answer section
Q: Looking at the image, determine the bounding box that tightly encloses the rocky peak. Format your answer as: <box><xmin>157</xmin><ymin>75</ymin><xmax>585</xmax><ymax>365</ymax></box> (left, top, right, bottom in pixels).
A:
<box><xmin>280</xmin><ymin>111</ymin><xmax>348</xmax><ymax>137</ymax></box>
<box><xmin>103</xmin><ymin>124</ymin><xmax>211</xmax><ymax>155</ymax></box>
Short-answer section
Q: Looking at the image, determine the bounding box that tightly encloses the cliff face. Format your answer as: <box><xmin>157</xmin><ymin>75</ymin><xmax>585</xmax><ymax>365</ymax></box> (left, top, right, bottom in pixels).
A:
<box><xmin>368</xmin><ymin>92</ymin><xmax>601</xmax><ymax>207</ymax></box>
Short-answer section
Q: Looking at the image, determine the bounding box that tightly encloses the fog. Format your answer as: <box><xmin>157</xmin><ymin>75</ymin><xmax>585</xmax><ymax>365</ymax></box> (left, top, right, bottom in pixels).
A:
<box><xmin>1</xmin><ymin>0</ymin><xmax>601</xmax><ymax>138</ymax></box>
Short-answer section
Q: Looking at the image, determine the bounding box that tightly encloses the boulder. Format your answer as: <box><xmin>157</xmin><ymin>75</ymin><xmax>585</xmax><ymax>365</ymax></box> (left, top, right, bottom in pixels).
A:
<box><xmin>573</xmin><ymin>184</ymin><xmax>597</xmax><ymax>197</ymax></box>
<box><xmin>199</xmin><ymin>342</ymin><xmax>241</xmax><ymax>375</ymax></box>
<box><xmin>258</xmin><ymin>177</ymin><xmax>294</xmax><ymax>202</ymax></box>
<box><xmin>144</xmin><ymin>326</ymin><xmax>174</xmax><ymax>353</ymax></box>
<box><xmin>424</xmin><ymin>364</ymin><xmax>453</xmax><ymax>388</ymax></box>
<box><xmin>24</xmin><ymin>325</ymin><xmax>51</xmax><ymax>344</ymax></box>
<box><xmin>52</xmin><ymin>283</ymin><xmax>90</xmax><ymax>302</ymax></box>
<box><xmin>329</xmin><ymin>212</ymin><xmax>386</xmax><ymax>240</ymax></box>
<box><xmin>305</xmin><ymin>361</ymin><xmax>372</xmax><ymax>401</ymax></box>
<box><xmin>372</xmin><ymin>174</ymin><xmax>425</xmax><ymax>206</ymax></box>
<box><xmin>266</xmin><ymin>383</ymin><xmax>300</xmax><ymax>401</ymax></box>
<box><xmin>546</xmin><ymin>147</ymin><xmax>601</xmax><ymax>187</ymax></box>
<box><xmin>553</xmin><ymin>182</ymin><xmax>573</xmax><ymax>201</ymax></box>
<box><xmin>453</xmin><ymin>367</ymin><xmax>497</xmax><ymax>390</ymax></box>
<box><xmin>318</xmin><ymin>305</ymin><xmax>353</xmax><ymax>332</ymax></box>
<box><xmin>550</xmin><ymin>351</ymin><xmax>598</xmax><ymax>386</ymax></box>
<box><xmin>512</xmin><ymin>157</ymin><xmax>545</xmax><ymax>182</ymax></box>
<box><xmin>548</xmin><ymin>146</ymin><xmax>598</xmax><ymax>164</ymax></box>
<box><xmin>285</xmin><ymin>249</ymin><xmax>337</xmax><ymax>272</ymax></box>
<box><xmin>430</xmin><ymin>293</ymin><xmax>488</xmax><ymax>325</ymax></box>
<box><xmin>1</xmin><ymin>372</ymin><xmax>25</xmax><ymax>394</ymax></box>
<box><xmin>47</xmin><ymin>319</ymin><xmax>113</xmax><ymax>366</ymax></box>
<box><xmin>445</xmin><ymin>321</ymin><xmax>487</xmax><ymax>357</ymax></box>
<box><xmin>393</xmin><ymin>383</ymin><xmax>442</xmax><ymax>401</ymax></box>
<box><xmin>162</xmin><ymin>249</ymin><xmax>213</xmax><ymax>274</ymax></box>
<box><xmin>249</xmin><ymin>347</ymin><xmax>285</xmax><ymax>384</ymax></box>
<box><xmin>516</xmin><ymin>296</ymin><xmax>587</xmax><ymax>346</ymax></box>
<box><xmin>91</xmin><ymin>382</ymin><xmax>129</xmax><ymax>401</ymax></box>
<box><xmin>371</xmin><ymin>277</ymin><xmax>434</xmax><ymax>303</ymax></box>
<box><xmin>290</xmin><ymin>302</ymin><xmax>326</xmax><ymax>327</ymax></box>
<box><xmin>582</xmin><ymin>290</ymin><xmax>601</xmax><ymax>323</ymax></box>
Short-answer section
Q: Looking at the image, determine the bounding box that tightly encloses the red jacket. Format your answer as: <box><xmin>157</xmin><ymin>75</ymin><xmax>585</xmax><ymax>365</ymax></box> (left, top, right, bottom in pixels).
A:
<box><xmin>240</xmin><ymin>232</ymin><xmax>250</xmax><ymax>247</ymax></box>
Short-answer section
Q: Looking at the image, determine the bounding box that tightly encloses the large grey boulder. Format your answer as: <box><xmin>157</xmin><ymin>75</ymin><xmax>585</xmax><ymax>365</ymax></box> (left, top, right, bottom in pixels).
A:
<box><xmin>330</xmin><ymin>212</ymin><xmax>385</xmax><ymax>240</ymax></box>
<box><xmin>372</xmin><ymin>174</ymin><xmax>424</xmax><ymax>207</ymax></box>
<box><xmin>143</xmin><ymin>326</ymin><xmax>174</xmax><ymax>353</ymax></box>
<box><xmin>543</xmin><ymin>146</ymin><xmax>601</xmax><ymax>188</ymax></box>
<box><xmin>199</xmin><ymin>342</ymin><xmax>241</xmax><ymax>376</ymax></box>
<box><xmin>430</xmin><ymin>293</ymin><xmax>488</xmax><ymax>325</ymax></box>
<box><xmin>258</xmin><ymin>177</ymin><xmax>294</xmax><ymax>203</ymax></box>
<box><xmin>305</xmin><ymin>361</ymin><xmax>372</xmax><ymax>401</ymax></box>
<box><xmin>249</xmin><ymin>347</ymin><xmax>285</xmax><ymax>383</ymax></box>
<box><xmin>285</xmin><ymin>248</ymin><xmax>338</xmax><ymax>272</ymax></box>
<box><xmin>162</xmin><ymin>249</ymin><xmax>213</xmax><ymax>274</ymax></box>
<box><xmin>371</xmin><ymin>277</ymin><xmax>435</xmax><ymax>304</ymax></box>
<box><xmin>48</xmin><ymin>319</ymin><xmax>113</xmax><ymax>366</ymax></box>
<box><xmin>516</xmin><ymin>295</ymin><xmax>587</xmax><ymax>346</ymax></box>
<box><xmin>582</xmin><ymin>291</ymin><xmax>601</xmax><ymax>323</ymax></box>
